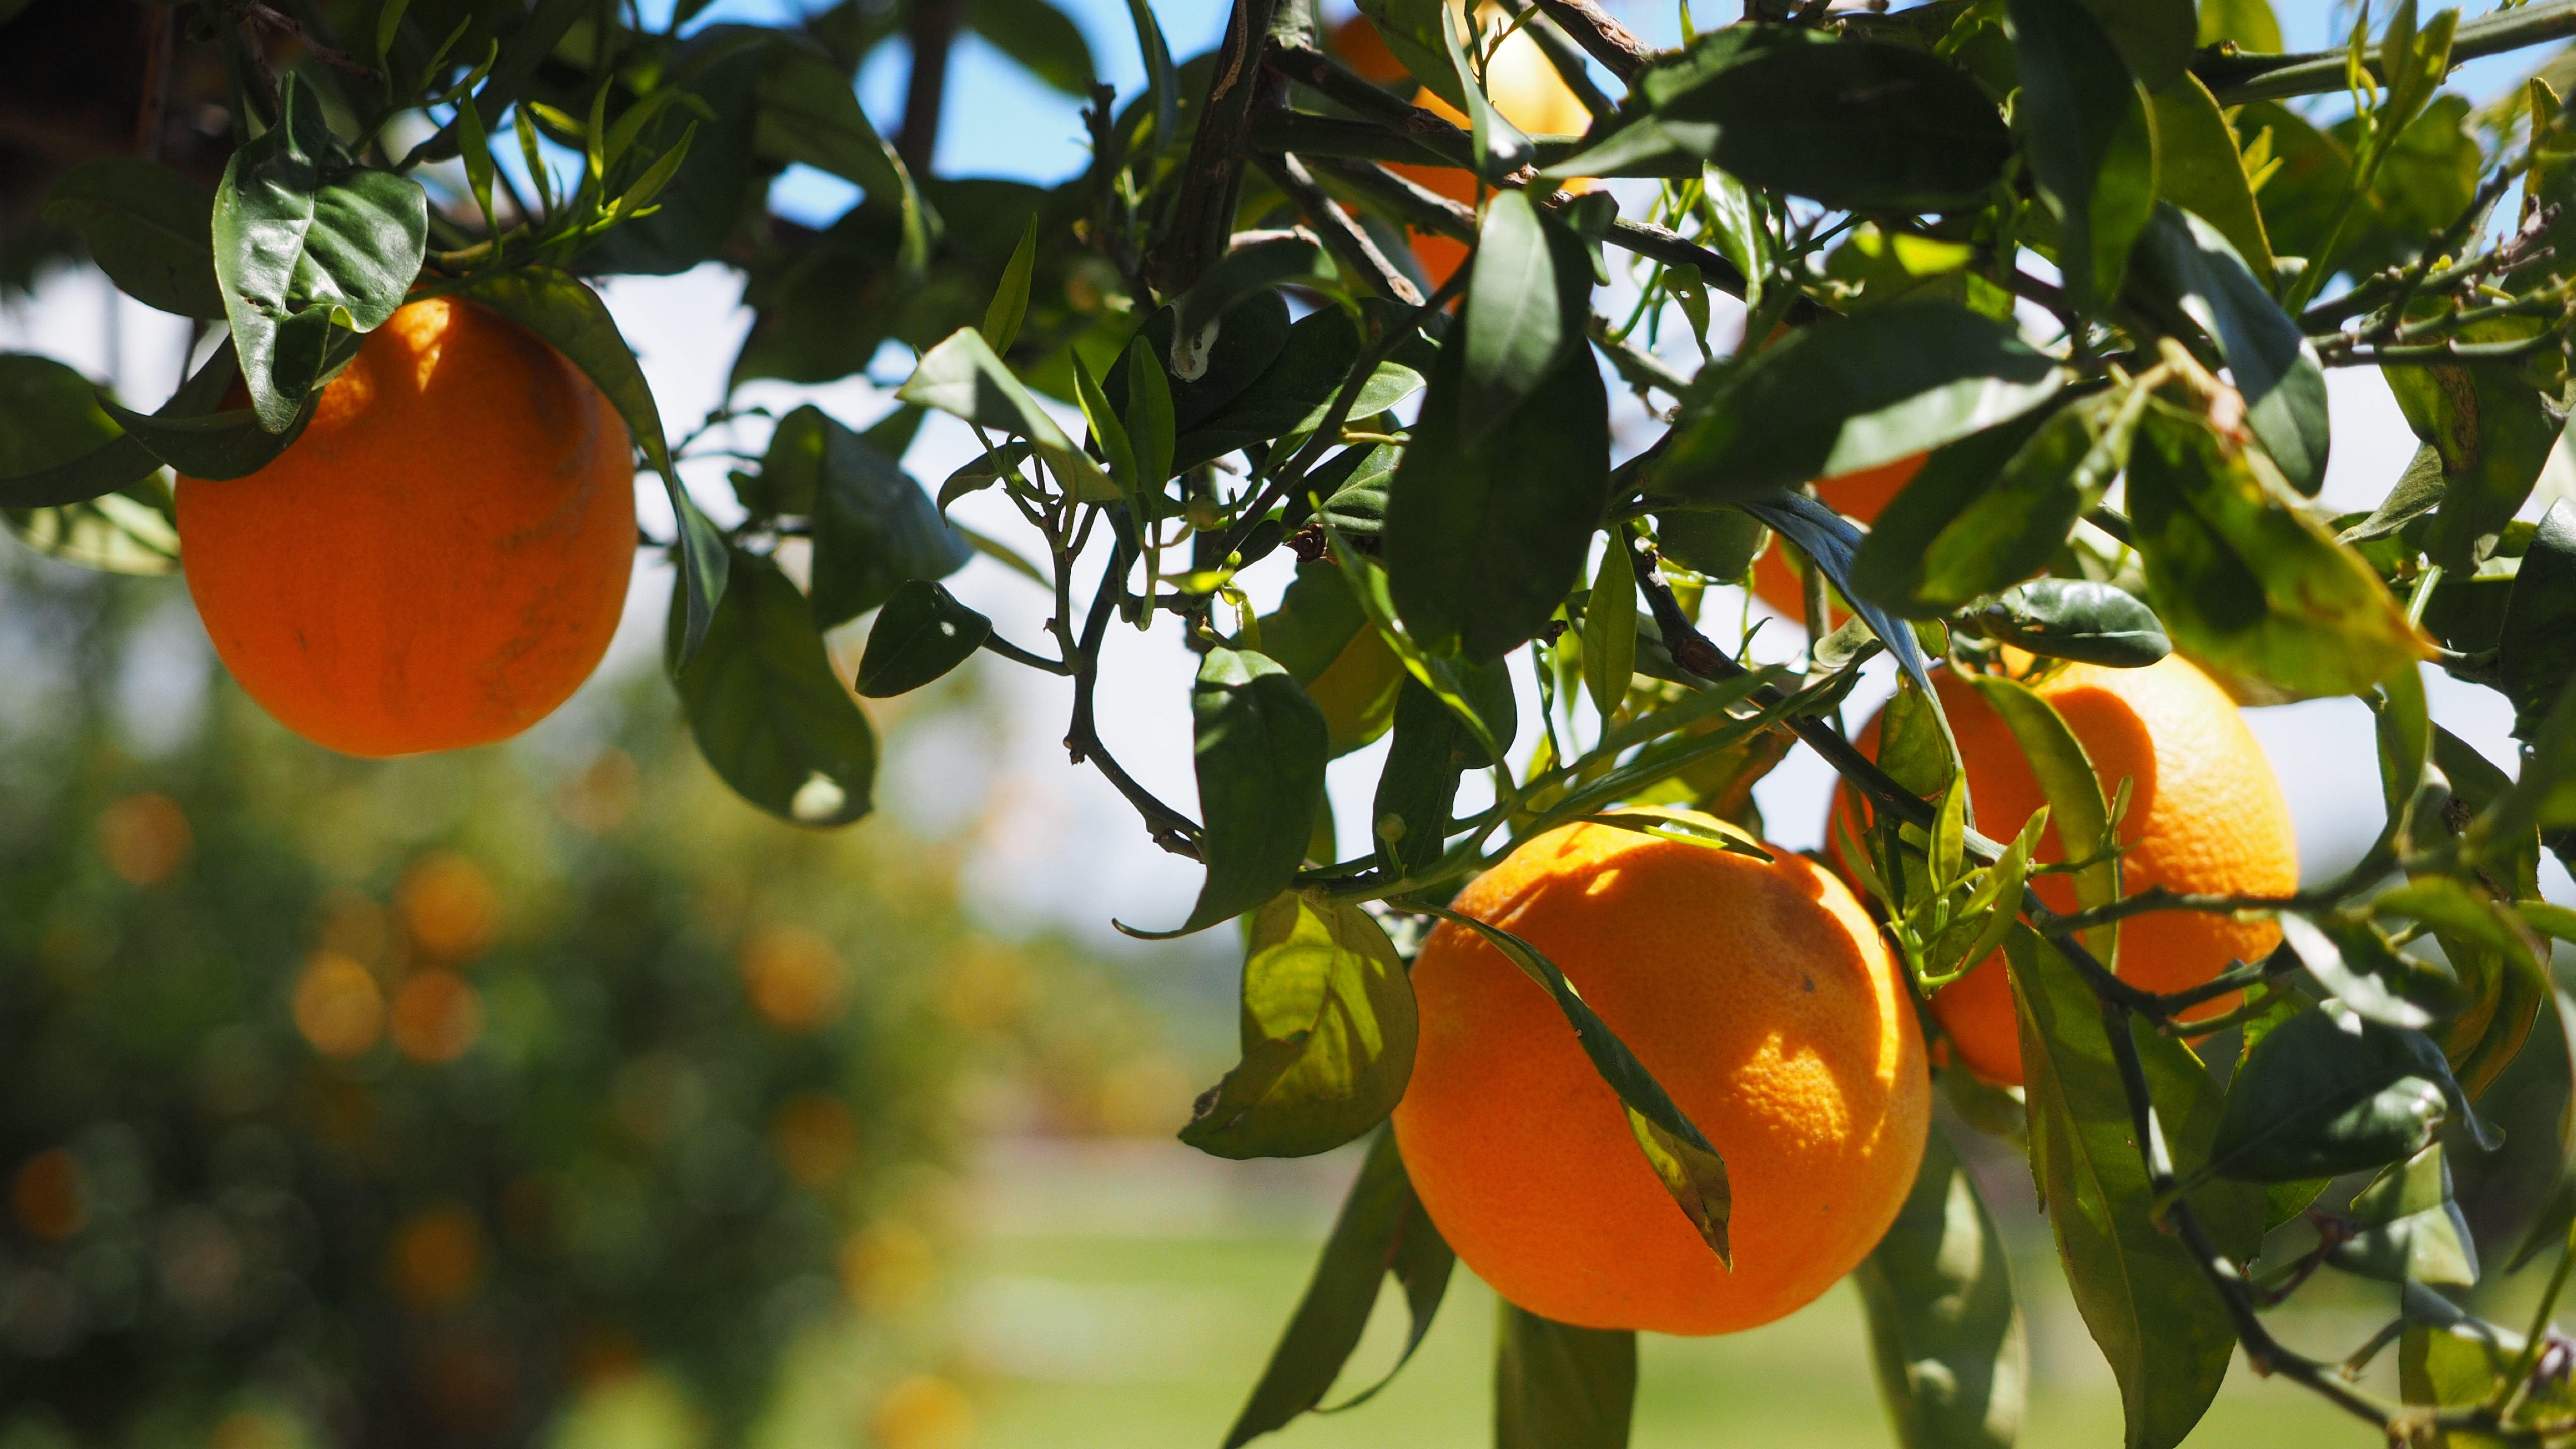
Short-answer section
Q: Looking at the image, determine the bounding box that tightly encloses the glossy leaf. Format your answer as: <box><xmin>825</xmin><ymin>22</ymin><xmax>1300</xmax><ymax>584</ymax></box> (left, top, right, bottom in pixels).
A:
<box><xmin>1144</xmin><ymin>649</ymin><xmax>1330</xmax><ymax>938</ymax></box>
<box><xmin>1976</xmin><ymin>676</ymin><xmax>2119</xmax><ymax>967</ymax></box>
<box><xmin>1462</xmin><ymin>192</ymin><xmax>1589</xmax><ymax>443</ymax></box>
<box><xmin>1386</xmin><ymin>307</ymin><xmax>1609</xmax><ymax>662</ymax></box>
<box><xmin>460</xmin><ymin>266</ymin><xmax>730</xmax><ymax>669</ymax></box>
<box><xmin>2124</xmin><ymin>404</ymin><xmax>2424</xmax><ymax>701</ymax></box>
<box><xmin>1853</xmin><ymin>395</ymin><xmax>2128</xmax><ymax>616</ymax></box>
<box><xmin>1583</xmin><ymin>538</ymin><xmax>1637</xmax><ymax>719</ymax></box>
<box><xmin>1968</xmin><ymin>579</ymin><xmax>2171</xmax><ymax>668</ymax></box>
<box><xmin>1124</xmin><ymin>0</ymin><xmax>1178</xmax><ymax>157</ymax></box>
<box><xmin>1495</xmin><ymin>1303</ymin><xmax>1635</xmax><ymax>1449</ymax></box>
<box><xmin>2147</xmin><ymin>77</ymin><xmax>2273</xmax><ymax>281</ymax></box>
<box><xmin>1423</xmin><ymin>906</ymin><xmax>1732</xmax><ymax>1263</ymax></box>
<box><xmin>1182</xmin><ymin>893</ymin><xmax>1418</xmax><ymax>1159</ymax></box>
<box><xmin>1114</xmin><ymin>295</ymin><xmax>1294</xmax><ymax>433</ymax></box>
<box><xmin>2502</xmin><ymin>503</ymin><xmax>2576</xmax><ymax>741</ymax></box>
<box><xmin>854</xmin><ymin>580</ymin><xmax>991</xmax><ymax>697</ymax></box>
<box><xmin>1222</xmin><ymin>1128</ymin><xmax>1453</xmax><ymax>1447</ymax></box>
<box><xmin>1655</xmin><ymin>507</ymin><xmax>1767</xmax><ymax>583</ymax></box>
<box><xmin>1168</xmin><ymin>237</ymin><xmax>1330</xmax><ymax>383</ymax></box>
<box><xmin>2006</xmin><ymin>927</ymin><xmax>2259</xmax><ymax>1449</ymax></box>
<box><xmin>980</xmin><ymin>214</ymin><xmax>1039</xmax><ymax>356</ymax></box>
<box><xmin>672</xmin><ymin>552</ymin><xmax>877</xmax><ymax>827</ymax></box>
<box><xmin>788</xmin><ymin>409</ymin><xmax>971</xmax><ymax>628</ymax></box>
<box><xmin>897</xmin><ymin>327</ymin><xmax>1116</xmax><ymax>502</ymax></box>
<box><xmin>98</xmin><ymin>389</ymin><xmax>319</xmax><ymax>481</ymax></box>
<box><xmin>1740</xmin><ymin>492</ymin><xmax>1941</xmax><ymax>706</ymax></box>
<box><xmin>1122</xmin><ymin>339</ymin><xmax>1176</xmax><ymax>494</ymax></box>
<box><xmin>2387</xmin><ymin>353</ymin><xmax>2565</xmax><ymax>573</ymax></box>
<box><xmin>2128</xmin><ymin>204</ymin><xmax>2329</xmax><ymax>497</ymax></box>
<box><xmin>1175</xmin><ymin>310</ymin><xmax>1408</xmax><ymax>472</ymax></box>
<box><xmin>1660</xmin><ymin>304</ymin><xmax>2064</xmax><ymax>503</ymax></box>
<box><xmin>212</xmin><ymin>74</ymin><xmax>428</xmax><ymax>431</ymax></box>
<box><xmin>2208</xmin><ymin>1004</ymin><xmax>2472</xmax><ymax>1182</ymax></box>
<box><xmin>2008</xmin><ymin>0</ymin><xmax>2157</xmax><ymax>309</ymax></box>
<box><xmin>44</xmin><ymin>159</ymin><xmax>224</xmax><ymax>319</ymax></box>
<box><xmin>1853</xmin><ymin>1124</ymin><xmax>2027</xmax><ymax>1449</ymax></box>
<box><xmin>2326</xmin><ymin>1144</ymin><xmax>2478</xmax><ymax>1287</ymax></box>
<box><xmin>968</xmin><ymin>0</ymin><xmax>1096</xmax><ymax>96</ymax></box>
<box><xmin>2277</xmin><ymin>914</ymin><xmax>2452</xmax><ymax>1032</ymax></box>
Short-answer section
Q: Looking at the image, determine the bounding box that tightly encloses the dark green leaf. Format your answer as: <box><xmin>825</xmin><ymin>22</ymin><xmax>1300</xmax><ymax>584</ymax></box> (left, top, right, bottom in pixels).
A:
<box><xmin>1462</xmin><ymin>192</ymin><xmax>1588</xmax><ymax>443</ymax></box>
<box><xmin>2006</xmin><ymin>927</ymin><xmax>2259</xmax><ymax>1449</ymax></box>
<box><xmin>2502</xmin><ymin>503</ymin><xmax>2576</xmax><ymax>741</ymax></box>
<box><xmin>2208</xmin><ymin>1004</ymin><xmax>2460</xmax><ymax>1182</ymax></box>
<box><xmin>1659</xmin><ymin>304</ymin><xmax>2063</xmax><ymax>503</ymax></box>
<box><xmin>1136</xmin><ymin>649</ymin><xmax>1330</xmax><ymax>938</ymax></box>
<box><xmin>1123</xmin><ymin>337</ymin><xmax>1176</xmax><ymax>492</ymax></box>
<box><xmin>1495</xmin><ymin>1303</ymin><xmax>1634</xmax><ymax>1449</ymax></box>
<box><xmin>2007</xmin><ymin>0</ymin><xmax>2157</xmax><ymax>309</ymax></box>
<box><xmin>854</xmin><ymin>580</ymin><xmax>991</xmax><ymax>697</ymax></box>
<box><xmin>1175</xmin><ymin>309</ymin><xmax>1369</xmax><ymax>471</ymax></box>
<box><xmin>590</xmin><ymin>34</ymin><xmax>773</xmax><ymax>277</ymax></box>
<box><xmin>0</xmin><ymin>354</ymin><xmax>178</xmax><ymax>573</ymax></box>
<box><xmin>1257</xmin><ymin>561</ymin><xmax>1404</xmax><ymax>756</ymax></box>
<box><xmin>1370</xmin><ymin>677</ymin><xmax>1480</xmax><ymax>878</ymax></box>
<box><xmin>459</xmin><ymin>266</ymin><xmax>730</xmax><ymax>670</ymax></box>
<box><xmin>1741</xmin><ymin>491</ymin><xmax>1942</xmax><ymax>705</ymax></box>
<box><xmin>2505</xmin><ymin>988</ymin><xmax>2576</xmax><ymax>1272</ymax></box>
<box><xmin>2326</xmin><ymin>1144</ymin><xmax>2478</xmax><ymax>1286</ymax></box>
<box><xmin>212</xmin><ymin>75</ymin><xmax>428</xmax><ymax>431</ymax></box>
<box><xmin>1182</xmin><ymin>893</ymin><xmax>1417</xmax><ymax>1159</ymax></box>
<box><xmin>1583</xmin><ymin>537</ymin><xmax>1637</xmax><ymax>718</ymax></box>
<box><xmin>980</xmin><ymin>214</ymin><xmax>1040</xmax><ymax>356</ymax></box>
<box><xmin>1442</xmin><ymin>9</ymin><xmax>1533</xmax><ymax>182</ymax></box>
<box><xmin>1969</xmin><ymin>579</ymin><xmax>2171</xmax><ymax>668</ymax></box>
<box><xmin>2071</xmin><ymin>0</ymin><xmax>2194</xmax><ymax>89</ymax></box>
<box><xmin>793</xmin><ymin>411</ymin><xmax>971</xmax><ymax>628</ymax></box>
<box><xmin>2148</xmin><ymin>77</ymin><xmax>2274</xmax><ymax>281</ymax></box>
<box><xmin>754</xmin><ymin>43</ymin><xmax>932</xmax><ymax>273</ymax></box>
<box><xmin>2277</xmin><ymin>914</ymin><xmax>2456</xmax><ymax>1033</ymax></box>
<box><xmin>1654</xmin><ymin>507</ymin><xmax>1767</xmax><ymax>583</ymax></box>
<box><xmin>968</xmin><ymin>0</ymin><xmax>1095</xmax><ymax>95</ymax></box>
<box><xmin>1852</xmin><ymin>396</ymin><xmax>2126</xmax><ymax>616</ymax></box>
<box><xmin>1113</xmin><ymin>294</ymin><xmax>1294</xmax><ymax>433</ymax></box>
<box><xmin>1386</xmin><ymin>308</ymin><xmax>1608</xmax><ymax>661</ymax></box>
<box><xmin>1355</xmin><ymin>0</ymin><xmax>1469</xmax><ymax>113</ymax></box>
<box><xmin>2125</xmin><ymin>404</ymin><xmax>2423</xmax><ymax>701</ymax></box>
<box><xmin>44</xmin><ymin>159</ymin><xmax>223</xmax><ymax>319</ymax></box>
<box><xmin>1853</xmin><ymin>1124</ymin><xmax>2027</xmax><ymax>1449</ymax></box>
<box><xmin>1124</xmin><ymin>0</ymin><xmax>1179</xmax><ymax>156</ymax></box>
<box><xmin>2128</xmin><ymin>203</ymin><xmax>2330</xmax><ymax>496</ymax></box>
<box><xmin>1221</xmin><ymin>1127</ymin><xmax>1453</xmax><ymax>1448</ymax></box>
<box><xmin>672</xmin><ymin>552</ymin><xmax>877</xmax><ymax>827</ymax></box>
<box><xmin>896</xmin><ymin>327</ymin><xmax>1116</xmax><ymax>501</ymax></box>
<box><xmin>1169</xmin><ymin>237</ymin><xmax>1331</xmax><ymax>382</ymax></box>
<box><xmin>98</xmin><ymin>388</ymin><xmax>320</xmax><ymax>481</ymax></box>
<box><xmin>1642</xmin><ymin>32</ymin><xmax>2013</xmax><ymax>212</ymax></box>
<box><xmin>2386</xmin><ymin>352</ymin><xmax>2565</xmax><ymax>572</ymax></box>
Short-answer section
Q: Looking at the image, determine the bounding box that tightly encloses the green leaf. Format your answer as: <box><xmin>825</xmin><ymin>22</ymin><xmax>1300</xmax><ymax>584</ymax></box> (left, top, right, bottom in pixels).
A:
<box><xmin>2128</xmin><ymin>204</ymin><xmax>2329</xmax><ymax>497</ymax></box>
<box><xmin>212</xmin><ymin>74</ymin><xmax>428</xmax><ymax>432</ymax></box>
<box><xmin>1583</xmin><ymin>538</ymin><xmax>1637</xmax><ymax>719</ymax></box>
<box><xmin>2006</xmin><ymin>927</ymin><xmax>2259</xmax><ymax>1449</ymax></box>
<box><xmin>1639</xmin><ymin>32</ymin><xmax>2013</xmax><ymax>212</ymax></box>
<box><xmin>2008</xmin><ymin>0</ymin><xmax>2158</xmax><ymax>309</ymax></box>
<box><xmin>1221</xmin><ymin>1127</ymin><xmax>1453</xmax><ymax>1448</ymax></box>
<box><xmin>2208</xmin><ymin>1004</ymin><xmax>2465</xmax><ymax>1182</ymax></box>
<box><xmin>671</xmin><ymin>552</ymin><xmax>877</xmax><ymax>827</ymax></box>
<box><xmin>1386</xmin><ymin>306</ymin><xmax>1609</xmax><ymax>662</ymax></box>
<box><xmin>2275</xmin><ymin>914</ymin><xmax>2453</xmax><ymax>1032</ymax></box>
<box><xmin>2502</xmin><ymin>503</ymin><xmax>2576</xmax><ymax>741</ymax></box>
<box><xmin>783</xmin><ymin>408</ymin><xmax>971</xmax><ymax>628</ymax></box>
<box><xmin>2125</xmin><ymin>404</ymin><xmax>2424</xmax><ymax>701</ymax></box>
<box><xmin>2148</xmin><ymin>77</ymin><xmax>2274</xmax><ymax>281</ymax></box>
<box><xmin>1654</xmin><ymin>507</ymin><xmax>1767</xmax><ymax>583</ymax></box>
<box><xmin>0</xmin><ymin>354</ymin><xmax>177</xmax><ymax>574</ymax></box>
<box><xmin>98</xmin><ymin>387</ymin><xmax>322</xmax><ymax>481</ymax></box>
<box><xmin>1114</xmin><ymin>295</ymin><xmax>1294</xmax><ymax>433</ymax></box>
<box><xmin>897</xmin><ymin>327</ymin><xmax>1116</xmax><ymax>503</ymax></box>
<box><xmin>1173</xmin><ymin>310</ymin><xmax>1401</xmax><ymax>472</ymax></box>
<box><xmin>1421</xmin><ymin>906</ymin><xmax>1733</xmax><ymax>1263</ymax></box>
<box><xmin>2070</xmin><ymin>0</ymin><xmax>2195</xmax><ymax>90</ymax></box>
<box><xmin>980</xmin><ymin>214</ymin><xmax>1040</xmax><ymax>356</ymax></box>
<box><xmin>1853</xmin><ymin>1124</ymin><xmax>2026</xmax><ymax>1449</ymax></box>
<box><xmin>753</xmin><ymin>43</ymin><xmax>932</xmax><ymax>273</ymax></box>
<box><xmin>1258</xmin><ymin>561</ymin><xmax>1404</xmax><ymax>756</ymax></box>
<box><xmin>1367</xmin><ymin>668</ymin><xmax>1512</xmax><ymax>877</ymax></box>
<box><xmin>1441</xmin><ymin>8</ymin><xmax>1533</xmax><ymax>182</ymax></box>
<box><xmin>2196</xmin><ymin>0</ymin><xmax>2282</xmax><ymax>51</ymax></box>
<box><xmin>967</xmin><ymin>0</ymin><xmax>1095</xmax><ymax>96</ymax></box>
<box><xmin>2384</xmin><ymin>351</ymin><xmax>2565</xmax><ymax>572</ymax></box>
<box><xmin>2506</xmin><ymin>987</ymin><xmax>2576</xmax><ymax>1272</ymax></box>
<box><xmin>1122</xmin><ymin>339</ymin><xmax>1176</xmax><ymax>495</ymax></box>
<box><xmin>1852</xmin><ymin>395</ymin><xmax>2129</xmax><ymax>616</ymax></box>
<box><xmin>854</xmin><ymin>580</ymin><xmax>991</xmax><ymax>697</ymax></box>
<box><xmin>1135</xmin><ymin>649</ymin><xmax>1330</xmax><ymax>938</ymax></box>
<box><xmin>1495</xmin><ymin>1304</ymin><xmax>1635</xmax><ymax>1449</ymax></box>
<box><xmin>1182</xmin><ymin>893</ymin><xmax>1418</xmax><ymax>1159</ymax></box>
<box><xmin>1354</xmin><ymin>0</ymin><xmax>1468</xmax><ymax>112</ymax></box>
<box><xmin>1124</xmin><ymin>0</ymin><xmax>1179</xmax><ymax>156</ymax></box>
<box><xmin>1974</xmin><ymin>676</ymin><xmax>2118</xmax><ymax>960</ymax></box>
<box><xmin>1659</xmin><ymin>304</ymin><xmax>2064</xmax><ymax>503</ymax></box>
<box><xmin>43</xmin><ymin>159</ymin><xmax>224</xmax><ymax>319</ymax></box>
<box><xmin>2326</xmin><ymin>1144</ymin><xmax>2479</xmax><ymax>1286</ymax></box>
<box><xmin>459</xmin><ymin>266</ymin><xmax>730</xmax><ymax>670</ymax></box>
<box><xmin>1968</xmin><ymin>579</ymin><xmax>2172</xmax><ymax>668</ymax></box>
<box><xmin>1462</xmin><ymin>192</ymin><xmax>1587</xmax><ymax>443</ymax></box>
<box><xmin>1740</xmin><ymin>491</ymin><xmax>1944</xmax><ymax>705</ymax></box>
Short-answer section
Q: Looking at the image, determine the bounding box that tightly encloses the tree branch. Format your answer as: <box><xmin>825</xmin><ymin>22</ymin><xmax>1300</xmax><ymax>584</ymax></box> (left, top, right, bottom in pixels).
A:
<box><xmin>1531</xmin><ymin>0</ymin><xmax>1655</xmax><ymax>81</ymax></box>
<box><xmin>1148</xmin><ymin>0</ymin><xmax>1283</xmax><ymax>295</ymax></box>
<box><xmin>1068</xmin><ymin>542</ymin><xmax>1205</xmax><ymax>857</ymax></box>
<box><xmin>2197</xmin><ymin>0</ymin><xmax>2576</xmax><ymax>103</ymax></box>
<box><xmin>1256</xmin><ymin>151</ymin><xmax>1423</xmax><ymax>304</ymax></box>
<box><xmin>896</xmin><ymin>0</ymin><xmax>962</xmax><ymax>175</ymax></box>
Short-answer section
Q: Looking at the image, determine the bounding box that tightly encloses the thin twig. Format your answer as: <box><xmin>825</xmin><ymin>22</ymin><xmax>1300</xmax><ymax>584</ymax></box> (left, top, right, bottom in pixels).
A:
<box><xmin>1257</xmin><ymin>152</ymin><xmax>1424</xmax><ymax>304</ymax></box>
<box><xmin>1531</xmin><ymin>0</ymin><xmax>1655</xmax><ymax>80</ymax></box>
<box><xmin>1068</xmin><ymin>543</ymin><xmax>1204</xmax><ymax>856</ymax></box>
<box><xmin>2197</xmin><ymin>0</ymin><xmax>2576</xmax><ymax>103</ymax></box>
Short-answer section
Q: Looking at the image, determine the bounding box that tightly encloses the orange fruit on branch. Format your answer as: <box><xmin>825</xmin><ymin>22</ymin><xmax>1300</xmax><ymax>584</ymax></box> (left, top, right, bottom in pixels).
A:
<box><xmin>1391</xmin><ymin>812</ymin><xmax>1928</xmax><ymax>1334</ymax></box>
<box><xmin>177</xmin><ymin>297</ymin><xmax>637</xmax><ymax>758</ymax></box>
<box><xmin>1832</xmin><ymin>655</ymin><xmax>2299</xmax><ymax>1087</ymax></box>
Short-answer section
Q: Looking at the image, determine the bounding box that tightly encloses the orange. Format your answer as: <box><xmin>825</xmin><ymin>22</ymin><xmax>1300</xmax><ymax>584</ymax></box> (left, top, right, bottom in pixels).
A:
<box><xmin>1330</xmin><ymin>12</ymin><xmax>1595</xmax><ymax>287</ymax></box>
<box><xmin>1832</xmin><ymin>655</ymin><xmax>2299</xmax><ymax>1086</ymax></box>
<box><xmin>1747</xmin><ymin>453</ymin><xmax>1926</xmax><ymax>624</ymax></box>
<box><xmin>178</xmin><ymin>297</ymin><xmax>635</xmax><ymax>758</ymax></box>
<box><xmin>1392</xmin><ymin>813</ymin><xmax>1928</xmax><ymax>1334</ymax></box>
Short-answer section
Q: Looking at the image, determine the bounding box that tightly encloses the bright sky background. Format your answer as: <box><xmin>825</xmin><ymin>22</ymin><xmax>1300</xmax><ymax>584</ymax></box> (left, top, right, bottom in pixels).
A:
<box><xmin>4</xmin><ymin>0</ymin><xmax>2571</xmax><ymax>952</ymax></box>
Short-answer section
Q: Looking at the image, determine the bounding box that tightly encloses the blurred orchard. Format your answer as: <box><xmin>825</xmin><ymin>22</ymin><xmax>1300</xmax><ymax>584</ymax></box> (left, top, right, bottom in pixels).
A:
<box><xmin>0</xmin><ymin>553</ymin><xmax>1184</xmax><ymax>1449</ymax></box>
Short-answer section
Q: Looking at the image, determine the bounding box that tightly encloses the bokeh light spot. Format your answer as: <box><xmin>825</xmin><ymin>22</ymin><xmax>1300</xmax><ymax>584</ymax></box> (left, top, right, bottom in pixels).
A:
<box><xmin>390</xmin><ymin>969</ymin><xmax>485</xmax><ymax>1063</ymax></box>
<box><xmin>292</xmin><ymin>951</ymin><xmax>386</xmax><ymax>1059</ymax></box>
<box><xmin>869</xmin><ymin>1374</ymin><xmax>974</xmax><ymax>1449</ymax></box>
<box><xmin>399</xmin><ymin>852</ymin><xmax>499</xmax><ymax>963</ymax></box>
<box><xmin>11</xmin><ymin>1148</ymin><xmax>88</xmax><ymax>1241</ymax></box>
<box><xmin>389</xmin><ymin>1205</ymin><xmax>486</xmax><ymax>1311</ymax></box>
<box><xmin>738</xmin><ymin>927</ymin><xmax>848</xmax><ymax>1032</ymax></box>
<box><xmin>770</xmin><ymin>1094</ymin><xmax>860</xmax><ymax>1192</ymax></box>
<box><xmin>97</xmin><ymin>792</ymin><xmax>191</xmax><ymax>885</ymax></box>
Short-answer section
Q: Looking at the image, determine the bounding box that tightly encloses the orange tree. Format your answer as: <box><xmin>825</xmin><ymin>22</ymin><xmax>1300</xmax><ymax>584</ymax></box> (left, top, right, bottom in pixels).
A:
<box><xmin>17</xmin><ymin>0</ymin><xmax>2576</xmax><ymax>1444</ymax></box>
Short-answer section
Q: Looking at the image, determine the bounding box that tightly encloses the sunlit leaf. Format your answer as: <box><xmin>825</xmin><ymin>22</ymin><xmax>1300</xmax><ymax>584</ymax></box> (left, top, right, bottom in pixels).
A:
<box><xmin>1853</xmin><ymin>1124</ymin><xmax>2027</xmax><ymax>1449</ymax></box>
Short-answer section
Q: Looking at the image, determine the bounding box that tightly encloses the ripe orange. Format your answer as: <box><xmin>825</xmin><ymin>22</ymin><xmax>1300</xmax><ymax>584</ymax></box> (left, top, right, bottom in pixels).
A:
<box><xmin>178</xmin><ymin>298</ymin><xmax>636</xmax><ymax>758</ymax></box>
<box><xmin>1833</xmin><ymin>656</ymin><xmax>2299</xmax><ymax>1086</ymax></box>
<box><xmin>1330</xmin><ymin>12</ymin><xmax>1595</xmax><ymax>287</ymax></box>
<box><xmin>1392</xmin><ymin>813</ymin><xmax>1929</xmax><ymax>1334</ymax></box>
<box><xmin>1747</xmin><ymin>453</ymin><xmax>1926</xmax><ymax>624</ymax></box>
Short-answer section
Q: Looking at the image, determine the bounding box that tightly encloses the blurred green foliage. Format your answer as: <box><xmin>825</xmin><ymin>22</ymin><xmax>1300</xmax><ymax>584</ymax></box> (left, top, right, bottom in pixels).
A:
<box><xmin>0</xmin><ymin>556</ymin><xmax>1169</xmax><ymax>1449</ymax></box>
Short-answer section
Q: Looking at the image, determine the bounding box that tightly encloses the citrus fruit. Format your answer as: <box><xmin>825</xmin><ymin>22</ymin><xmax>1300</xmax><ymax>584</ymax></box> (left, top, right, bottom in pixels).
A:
<box><xmin>1391</xmin><ymin>812</ymin><xmax>1929</xmax><ymax>1335</ymax></box>
<box><xmin>1833</xmin><ymin>655</ymin><xmax>2299</xmax><ymax>1086</ymax></box>
<box><xmin>1330</xmin><ymin>11</ymin><xmax>1595</xmax><ymax>287</ymax></box>
<box><xmin>178</xmin><ymin>297</ymin><xmax>637</xmax><ymax>758</ymax></box>
<box><xmin>1746</xmin><ymin>452</ymin><xmax>1926</xmax><ymax>624</ymax></box>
